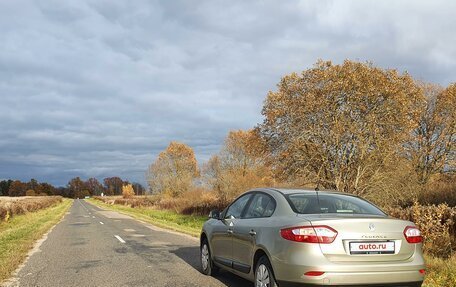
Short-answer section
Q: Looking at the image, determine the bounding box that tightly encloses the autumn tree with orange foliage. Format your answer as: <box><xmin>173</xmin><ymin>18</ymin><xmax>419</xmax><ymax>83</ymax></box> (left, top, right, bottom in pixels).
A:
<box><xmin>147</xmin><ymin>142</ymin><xmax>199</xmax><ymax>197</ymax></box>
<box><xmin>203</xmin><ymin>129</ymin><xmax>274</xmax><ymax>203</ymax></box>
<box><xmin>259</xmin><ymin>60</ymin><xmax>425</xmax><ymax>195</ymax></box>
<box><xmin>122</xmin><ymin>183</ymin><xmax>135</xmax><ymax>198</ymax></box>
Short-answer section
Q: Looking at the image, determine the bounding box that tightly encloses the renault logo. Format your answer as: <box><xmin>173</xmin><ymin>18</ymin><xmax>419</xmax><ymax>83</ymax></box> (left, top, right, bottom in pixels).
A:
<box><xmin>368</xmin><ymin>223</ymin><xmax>376</xmax><ymax>231</ymax></box>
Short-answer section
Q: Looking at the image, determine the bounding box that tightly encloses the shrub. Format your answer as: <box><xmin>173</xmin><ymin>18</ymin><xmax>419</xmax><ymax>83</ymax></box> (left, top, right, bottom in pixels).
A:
<box><xmin>419</xmin><ymin>174</ymin><xmax>456</xmax><ymax>207</ymax></box>
<box><xmin>93</xmin><ymin>195</ymin><xmax>159</xmax><ymax>208</ymax></box>
<box><xmin>386</xmin><ymin>203</ymin><xmax>456</xmax><ymax>258</ymax></box>
<box><xmin>122</xmin><ymin>184</ymin><xmax>135</xmax><ymax>199</ymax></box>
<box><xmin>25</xmin><ymin>189</ymin><xmax>36</xmax><ymax>196</ymax></box>
<box><xmin>94</xmin><ymin>188</ymin><xmax>226</xmax><ymax>216</ymax></box>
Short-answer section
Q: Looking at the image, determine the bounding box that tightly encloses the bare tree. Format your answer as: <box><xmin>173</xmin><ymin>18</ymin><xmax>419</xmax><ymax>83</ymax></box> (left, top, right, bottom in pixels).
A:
<box><xmin>408</xmin><ymin>83</ymin><xmax>456</xmax><ymax>184</ymax></box>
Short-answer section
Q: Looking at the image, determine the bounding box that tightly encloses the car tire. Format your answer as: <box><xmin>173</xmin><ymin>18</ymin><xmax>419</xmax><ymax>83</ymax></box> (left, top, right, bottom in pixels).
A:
<box><xmin>200</xmin><ymin>239</ymin><xmax>218</xmax><ymax>276</ymax></box>
<box><xmin>255</xmin><ymin>256</ymin><xmax>278</xmax><ymax>287</ymax></box>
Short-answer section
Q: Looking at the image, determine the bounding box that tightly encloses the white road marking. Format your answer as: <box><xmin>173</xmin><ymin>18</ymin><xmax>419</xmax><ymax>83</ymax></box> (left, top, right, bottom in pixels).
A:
<box><xmin>92</xmin><ymin>216</ymin><xmax>95</xmax><ymax>219</ymax></box>
<box><xmin>114</xmin><ymin>235</ymin><xmax>126</xmax><ymax>243</ymax></box>
<box><xmin>78</xmin><ymin>199</ymin><xmax>89</xmax><ymax>212</ymax></box>
<box><xmin>99</xmin><ymin>222</ymin><xmax>104</xmax><ymax>225</ymax></box>
<box><xmin>123</xmin><ymin>229</ymin><xmax>135</xmax><ymax>232</ymax></box>
<box><xmin>130</xmin><ymin>234</ymin><xmax>145</xmax><ymax>237</ymax></box>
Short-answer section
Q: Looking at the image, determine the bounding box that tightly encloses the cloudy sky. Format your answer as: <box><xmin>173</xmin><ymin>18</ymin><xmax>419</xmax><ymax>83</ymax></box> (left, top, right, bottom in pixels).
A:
<box><xmin>1</xmin><ymin>0</ymin><xmax>455</xmax><ymax>186</ymax></box>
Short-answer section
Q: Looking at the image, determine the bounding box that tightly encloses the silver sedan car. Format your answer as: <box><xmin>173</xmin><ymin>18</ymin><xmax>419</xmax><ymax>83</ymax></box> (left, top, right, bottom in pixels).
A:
<box><xmin>200</xmin><ymin>188</ymin><xmax>425</xmax><ymax>287</ymax></box>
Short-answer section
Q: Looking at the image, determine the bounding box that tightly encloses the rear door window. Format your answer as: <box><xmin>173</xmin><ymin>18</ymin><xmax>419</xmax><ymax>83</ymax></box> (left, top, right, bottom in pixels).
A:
<box><xmin>225</xmin><ymin>194</ymin><xmax>252</xmax><ymax>219</ymax></box>
<box><xmin>244</xmin><ymin>193</ymin><xmax>276</xmax><ymax>218</ymax></box>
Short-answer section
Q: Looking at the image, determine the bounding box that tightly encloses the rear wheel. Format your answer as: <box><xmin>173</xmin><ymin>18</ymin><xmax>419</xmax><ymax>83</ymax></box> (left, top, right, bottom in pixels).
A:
<box><xmin>255</xmin><ymin>256</ymin><xmax>278</xmax><ymax>287</ymax></box>
<box><xmin>200</xmin><ymin>239</ymin><xmax>218</xmax><ymax>276</ymax></box>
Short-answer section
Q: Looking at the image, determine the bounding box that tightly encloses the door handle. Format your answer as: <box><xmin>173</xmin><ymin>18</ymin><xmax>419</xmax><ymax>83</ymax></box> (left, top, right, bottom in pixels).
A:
<box><xmin>227</xmin><ymin>229</ymin><xmax>234</xmax><ymax>234</ymax></box>
<box><xmin>249</xmin><ymin>230</ymin><xmax>256</xmax><ymax>236</ymax></box>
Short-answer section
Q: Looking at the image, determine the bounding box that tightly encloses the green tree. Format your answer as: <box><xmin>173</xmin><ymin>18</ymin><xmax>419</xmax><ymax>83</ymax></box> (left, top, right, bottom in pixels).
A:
<box><xmin>0</xmin><ymin>180</ymin><xmax>13</xmax><ymax>196</ymax></box>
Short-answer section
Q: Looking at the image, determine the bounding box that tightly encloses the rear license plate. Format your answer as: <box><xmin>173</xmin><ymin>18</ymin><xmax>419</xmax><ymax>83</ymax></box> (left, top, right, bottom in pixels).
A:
<box><xmin>349</xmin><ymin>241</ymin><xmax>395</xmax><ymax>255</ymax></box>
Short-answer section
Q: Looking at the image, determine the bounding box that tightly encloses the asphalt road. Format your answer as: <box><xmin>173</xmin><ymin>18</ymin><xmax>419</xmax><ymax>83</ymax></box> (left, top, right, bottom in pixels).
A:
<box><xmin>6</xmin><ymin>199</ymin><xmax>252</xmax><ymax>287</ymax></box>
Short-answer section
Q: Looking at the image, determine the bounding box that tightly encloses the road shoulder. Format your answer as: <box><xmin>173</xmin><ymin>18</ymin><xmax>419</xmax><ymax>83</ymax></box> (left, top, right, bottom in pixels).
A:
<box><xmin>86</xmin><ymin>198</ymin><xmax>204</xmax><ymax>239</ymax></box>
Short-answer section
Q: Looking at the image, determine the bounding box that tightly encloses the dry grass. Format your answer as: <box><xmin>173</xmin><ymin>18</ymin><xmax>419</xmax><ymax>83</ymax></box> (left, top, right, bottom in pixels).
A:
<box><xmin>418</xmin><ymin>174</ymin><xmax>456</xmax><ymax>207</ymax></box>
<box><xmin>0</xmin><ymin>196</ymin><xmax>63</xmax><ymax>221</ymax></box>
<box><xmin>0</xmin><ymin>199</ymin><xmax>71</xmax><ymax>282</ymax></box>
<box><xmin>94</xmin><ymin>188</ymin><xmax>225</xmax><ymax>216</ymax></box>
<box><xmin>423</xmin><ymin>254</ymin><xmax>456</xmax><ymax>287</ymax></box>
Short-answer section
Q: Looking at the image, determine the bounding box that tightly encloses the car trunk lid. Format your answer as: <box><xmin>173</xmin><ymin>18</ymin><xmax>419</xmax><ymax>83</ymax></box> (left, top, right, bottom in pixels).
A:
<box><xmin>298</xmin><ymin>214</ymin><xmax>416</xmax><ymax>262</ymax></box>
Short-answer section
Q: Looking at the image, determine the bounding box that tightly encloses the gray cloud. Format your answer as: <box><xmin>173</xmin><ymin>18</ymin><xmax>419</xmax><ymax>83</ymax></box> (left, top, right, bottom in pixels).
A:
<box><xmin>1</xmin><ymin>0</ymin><xmax>455</xmax><ymax>186</ymax></box>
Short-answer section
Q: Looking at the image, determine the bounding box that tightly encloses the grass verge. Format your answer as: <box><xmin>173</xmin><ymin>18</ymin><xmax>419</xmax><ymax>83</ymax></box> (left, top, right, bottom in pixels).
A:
<box><xmin>0</xmin><ymin>199</ymin><xmax>72</xmax><ymax>282</ymax></box>
<box><xmin>87</xmin><ymin>198</ymin><xmax>206</xmax><ymax>237</ymax></box>
<box><xmin>423</xmin><ymin>254</ymin><xmax>456</xmax><ymax>287</ymax></box>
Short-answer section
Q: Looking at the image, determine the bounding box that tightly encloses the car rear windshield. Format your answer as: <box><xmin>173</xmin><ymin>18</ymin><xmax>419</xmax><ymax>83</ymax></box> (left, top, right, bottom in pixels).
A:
<box><xmin>286</xmin><ymin>193</ymin><xmax>386</xmax><ymax>216</ymax></box>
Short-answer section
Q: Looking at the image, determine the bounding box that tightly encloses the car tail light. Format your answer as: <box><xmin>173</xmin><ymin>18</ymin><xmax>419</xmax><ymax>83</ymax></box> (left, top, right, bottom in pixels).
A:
<box><xmin>404</xmin><ymin>226</ymin><xmax>422</xmax><ymax>243</ymax></box>
<box><xmin>280</xmin><ymin>225</ymin><xmax>337</xmax><ymax>244</ymax></box>
<box><xmin>419</xmin><ymin>269</ymin><xmax>426</xmax><ymax>275</ymax></box>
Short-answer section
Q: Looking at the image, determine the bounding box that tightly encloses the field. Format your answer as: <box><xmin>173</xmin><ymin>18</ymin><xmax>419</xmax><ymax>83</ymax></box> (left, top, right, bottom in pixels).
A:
<box><xmin>0</xmin><ymin>196</ymin><xmax>64</xmax><ymax>221</ymax></box>
<box><xmin>0</xmin><ymin>198</ymin><xmax>72</xmax><ymax>282</ymax></box>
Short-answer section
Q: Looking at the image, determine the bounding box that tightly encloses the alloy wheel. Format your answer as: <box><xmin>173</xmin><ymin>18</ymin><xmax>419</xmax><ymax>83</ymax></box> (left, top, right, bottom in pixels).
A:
<box><xmin>201</xmin><ymin>244</ymin><xmax>209</xmax><ymax>271</ymax></box>
<box><xmin>255</xmin><ymin>264</ymin><xmax>270</xmax><ymax>287</ymax></box>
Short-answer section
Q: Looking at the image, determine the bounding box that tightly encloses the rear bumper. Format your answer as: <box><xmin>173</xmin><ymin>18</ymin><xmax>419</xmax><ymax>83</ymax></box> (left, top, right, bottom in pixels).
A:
<box><xmin>277</xmin><ymin>281</ymin><xmax>422</xmax><ymax>287</ymax></box>
<box><xmin>275</xmin><ymin>270</ymin><xmax>424</xmax><ymax>286</ymax></box>
<box><xmin>271</xmin><ymin>240</ymin><xmax>425</xmax><ymax>286</ymax></box>
<box><xmin>272</xmin><ymin>254</ymin><xmax>425</xmax><ymax>286</ymax></box>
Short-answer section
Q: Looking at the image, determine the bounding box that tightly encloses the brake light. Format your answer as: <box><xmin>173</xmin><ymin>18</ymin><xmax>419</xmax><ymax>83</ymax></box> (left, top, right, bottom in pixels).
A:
<box><xmin>404</xmin><ymin>226</ymin><xmax>422</xmax><ymax>243</ymax></box>
<box><xmin>280</xmin><ymin>225</ymin><xmax>338</xmax><ymax>244</ymax></box>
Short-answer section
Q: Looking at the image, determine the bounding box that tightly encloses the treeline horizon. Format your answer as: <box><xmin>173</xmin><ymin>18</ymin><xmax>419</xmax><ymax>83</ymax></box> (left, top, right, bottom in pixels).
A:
<box><xmin>0</xmin><ymin>177</ymin><xmax>145</xmax><ymax>198</ymax></box>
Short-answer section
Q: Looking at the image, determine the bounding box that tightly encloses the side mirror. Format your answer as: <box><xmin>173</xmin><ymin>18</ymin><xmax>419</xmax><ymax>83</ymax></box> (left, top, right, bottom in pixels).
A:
<box><xmin>209</xmin><ymin>209</ymin><xmax>221</xmax><ymax>220</ymax></box>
